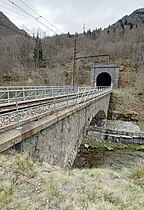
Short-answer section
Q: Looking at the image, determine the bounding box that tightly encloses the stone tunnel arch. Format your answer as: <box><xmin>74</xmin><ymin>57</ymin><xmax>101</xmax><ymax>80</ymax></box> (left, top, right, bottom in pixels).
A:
<box><xmin>96</xmin><ymin>72</ymin><xmax>111</xmax><ymax>87</ymax></box>
<box><xmin>90</xmin><ymin>110</ymin><xmax>107</xmax><ymax>127</ymax></box>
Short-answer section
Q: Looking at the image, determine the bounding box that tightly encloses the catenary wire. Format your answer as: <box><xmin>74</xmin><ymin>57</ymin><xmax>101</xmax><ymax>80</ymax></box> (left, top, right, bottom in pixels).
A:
<box><xmin>0</xmin><ymin>0</ymin><xmax>74</xmax><ymax>58</ymax></box>
<box><xmin>18</xmin><ymin>0</ymin><xmax>64</xmax><ymax>34</ymax></box>
<box><xmin>17</xmin><ymin>0</ymin><xmax>73</xmax><ymax>47</ymax></box>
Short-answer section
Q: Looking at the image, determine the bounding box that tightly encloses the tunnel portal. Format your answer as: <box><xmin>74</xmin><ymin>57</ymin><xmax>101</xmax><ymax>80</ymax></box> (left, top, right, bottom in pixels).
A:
<box><xmin>91</xmin><ymin>64</ymin><xmax>119</xmax><ymax>88</ymax></box>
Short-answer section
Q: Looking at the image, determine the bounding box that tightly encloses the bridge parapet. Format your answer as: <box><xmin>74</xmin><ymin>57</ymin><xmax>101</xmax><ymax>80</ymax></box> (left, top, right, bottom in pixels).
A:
<box><xmin>0</xmin><ymin>85</ymin><xmax>111</xmax><ymax>104</ymax></box>
<box><xmin>0</xmin><ymin>86</ymin><xmax>112</xmax><ymax>132</ymax></box>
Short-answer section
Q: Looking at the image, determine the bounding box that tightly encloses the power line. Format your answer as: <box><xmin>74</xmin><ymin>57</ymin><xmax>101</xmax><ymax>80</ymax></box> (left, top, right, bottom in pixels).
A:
<box><xmin>16</xmin><ymin>0</ymin><xmax>72</xmax><ymax>47</ymax></box>
<box><xmin>0</xmin><ymin>0</ymin><xmax>38</xmax><ymax>25</ymax></box>
<box><xmin>7</xmin><ymin>0</ymin><xmax>71</xmax><ymax>44</ymax></box>
<box><xmin>0</xmin><ymin>9</ymin><xmax>24</xmax><ymax>19</ymax></box>
<box><xmin>7</xmin><ymin>0</ymin><xmax>73</xmax><ymax>57</ymax></box>
<box><xmin>0</xmin><ymin>0</ymin><xmax>74</xmax><ymax>59</ymax></box>
<box><xmin>8</xmin><ymin>0</ymin><xmax>39</xmax><ymax>20</ymax></box>
<box><xmin>0</xmin><ymin>0</ymin><xmax>14</xmax><ymax>7</ymax></box>
<box><xmin>8</xmin><ymin>0</ymin><xmax>62</xmax><ymax>35</ymax></box>
<box><xmin>0</xmin><ymin>21</ymin><xmax>73</xmax><ymax>59</ymax></box>
<box><xmin>0</xmin><ymin>1</ymin><xmax>57</xmax><ymax>34</ymax></box>
<box><xmin>0</xmin><ymin>4</ymin><xmax>35</xmax><ymax>21</ymax></box>
<box><xmin>0</xmin><ymin>18</ymin><xmax>73</xmax><ymax>58</ymax></box>
<box><xmin>18</xmin><ymin>0</ymin><xmax>64</xmax><ymax>34</ymax></box>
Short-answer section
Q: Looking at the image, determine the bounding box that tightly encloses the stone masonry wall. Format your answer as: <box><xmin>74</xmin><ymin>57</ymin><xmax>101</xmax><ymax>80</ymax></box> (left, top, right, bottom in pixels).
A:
<box><xmin>0</xmin><ymin>93</ymin><xmax>111</xmax><ymax>169</ymax></box>
<box><xmin>91</xmin><ymin>64</ymin><xmax>119</xmax><ymax>88</ymax></box>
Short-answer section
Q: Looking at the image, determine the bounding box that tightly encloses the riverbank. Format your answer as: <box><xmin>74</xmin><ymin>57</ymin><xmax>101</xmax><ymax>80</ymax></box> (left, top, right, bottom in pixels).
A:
<box><xmin>73</xmin><ymin>135</ymin><xmax>144</xmax><ymax>169</ymax></box>
<box><xmin>0</xmin><ymin>142</ymin><xmax>144</xmax><ymax>210</ymax></box>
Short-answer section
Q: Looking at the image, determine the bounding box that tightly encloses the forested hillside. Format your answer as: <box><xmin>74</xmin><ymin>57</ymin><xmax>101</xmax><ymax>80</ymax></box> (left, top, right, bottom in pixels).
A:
<box><xmin>0</xmin><ymin>9</ymin><xmax>143</xmax><ymax>128</ymax></box>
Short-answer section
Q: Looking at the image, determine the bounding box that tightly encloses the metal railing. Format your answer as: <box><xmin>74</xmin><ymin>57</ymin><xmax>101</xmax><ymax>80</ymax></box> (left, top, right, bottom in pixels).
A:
<box><xmin>0</xmin><ymin>86</ymin><xmax>76</xmax><ymax>104</ymax></box>
<box><xmin>0</xmin><ymin>86</ymin><xmax>112</xmax><ymax>131</ymax></box>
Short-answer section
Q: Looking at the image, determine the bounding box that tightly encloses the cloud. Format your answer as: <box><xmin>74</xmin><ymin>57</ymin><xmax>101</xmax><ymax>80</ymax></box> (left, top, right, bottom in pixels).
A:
<box><xmin>1</xmin><ymin>0</ymin><xmax>144</xmax><ymax>35</ymax></box>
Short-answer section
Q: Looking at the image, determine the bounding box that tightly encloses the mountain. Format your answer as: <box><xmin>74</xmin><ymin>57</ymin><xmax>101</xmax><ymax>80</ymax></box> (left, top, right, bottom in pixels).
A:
<box><xmin>106</xmin><ymin>8</ymin><xmax>144</xmax><ymax>34</ymax></box>
<box><xmin>0</xmin><ymin>9</ymin><xmax>143</xmax><ymax>129</ymax></box>
<box><xmin>0</xmin><ymin>11</ymin><xmax>26</xmax><ymax>36</ymax></box>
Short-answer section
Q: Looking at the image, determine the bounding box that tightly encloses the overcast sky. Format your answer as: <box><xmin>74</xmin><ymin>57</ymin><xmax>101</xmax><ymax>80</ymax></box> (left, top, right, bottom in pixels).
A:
<box><xmin>1</xmin><ymin>0</ymin><xmax>144</xmax><ymax>36</ymax></box>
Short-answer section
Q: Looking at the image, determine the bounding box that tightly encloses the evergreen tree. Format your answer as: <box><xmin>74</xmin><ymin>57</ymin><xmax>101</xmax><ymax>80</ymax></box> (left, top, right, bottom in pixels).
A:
<box><xmin>67</xmin><ymin>32</ymin><xmax>72</xmax><ymax>38</ymax></box>
<box><xmin>124</xmin><ymin>19</ymin><xmax>128</xmax><ymax>25</ymax></box>
<box><xmin>33</xmin><ymin>34</ymin><xmax>43</xmax><ymax>68</ymax></box>
<box><xmin>87</xmin><ymin>29</ymin><xmax>92</xmax><ymax>36</ymax></box>
<box><xmin>121</xmin><ymin>23</ymin><xmax>125</xmax><ymax>33</ymax></box>
<box><xmin>130</xmin><ymin>23</ymin><xmax>133</xmax><ymax>30</ymax></box>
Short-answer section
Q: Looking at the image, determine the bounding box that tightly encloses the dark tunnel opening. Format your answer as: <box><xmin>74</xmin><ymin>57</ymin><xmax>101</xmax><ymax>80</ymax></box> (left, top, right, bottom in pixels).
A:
<box><xmin>97</xmin><ymin>72</ymin><xmax>111</xmax><ymax>87</ymax></box>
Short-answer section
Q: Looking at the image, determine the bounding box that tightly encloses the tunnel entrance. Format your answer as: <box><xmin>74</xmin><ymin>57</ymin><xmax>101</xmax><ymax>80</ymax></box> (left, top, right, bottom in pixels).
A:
<box><xmin>97</xmin><ymin>72</ymin><xmax>111</xmax><ymax>87</ymax></box>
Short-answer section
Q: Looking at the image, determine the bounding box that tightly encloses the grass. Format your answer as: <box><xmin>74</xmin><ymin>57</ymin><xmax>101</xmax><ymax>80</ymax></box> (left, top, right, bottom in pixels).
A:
<box><xmin>108</xmin><ymin>88</ymin><xmax>144</xmax><ymax>130</ymax></box>
<box><xmin>0</xmin><ymin>151</ymin><xmax>144</xmax><ymax>210</ymax></box>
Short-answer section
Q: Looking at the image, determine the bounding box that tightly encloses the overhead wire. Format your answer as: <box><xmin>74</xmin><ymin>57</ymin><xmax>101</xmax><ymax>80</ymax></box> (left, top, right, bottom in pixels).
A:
<box><xmin>8</xmin><ymin>0</ymin><xmax>62</xmax><ymax>35</ymax></box>
<box><xmin>0</xmin><ymin>2</ymin><xmax>59</xmax><ymax>35</ymax></box>
<box><xmin>18</xmin><ymin>0</ymin><xmax>64</xmax><ymax>34</ymax></box>
<box><xmin>0</xmin><ymin>0</ymin><xmax>74</xmax><ymax>58</ymax></box>
<box><xmin>0</xmin><ymin>1</ymin><xmax>41</xmax><ymax>34</ymax></box>
<box><xmin>7</xmin><ymin>0</ymin><xmax>73</xmax><ymax>58</ymax></box>
<box><xmin>8</xmin><ymin>0</ymin><xmax>40</xmax><ymax>20</ymax></box>
<box><xmin>0</xmin><ymin>0</ymin><xmax>14</xmax><ymax>7</ymax></box>
<box><xmin>0</xmin><ymin>4</ymin><xmax>36</xmax><ymax>21</ymax></box>
<box><xmin>16</xmin><ymin>0</ymin><xmax>73</xmax><ymax>47</ymax></box>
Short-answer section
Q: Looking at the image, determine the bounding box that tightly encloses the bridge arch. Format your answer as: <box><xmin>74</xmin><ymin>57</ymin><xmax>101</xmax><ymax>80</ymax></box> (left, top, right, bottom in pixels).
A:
<box><xmin>96</xmin><ymin>72</ymin><xmax>111</xmax><ymax>87</ymax></box>
<box><xmin>90</xmin><ymin>110</ymin><xmax>106</xmax><ymax>127</ymax></box>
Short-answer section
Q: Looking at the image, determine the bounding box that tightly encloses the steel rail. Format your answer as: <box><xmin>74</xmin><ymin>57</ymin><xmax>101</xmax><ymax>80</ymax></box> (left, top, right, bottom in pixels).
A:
<box><xmin>0</xmin><ymin>87</ymin><xmax>107</xmax><ymax>114</ymax></box>
<box><xmin>0</xmin><ymin>86</ymin><xmax>112</xmax><ymax>132</ymax></box>
<box><xmin>0</xmin><ymin>86</ymin><xmax>110</xmax><ymax>109</ymax></box>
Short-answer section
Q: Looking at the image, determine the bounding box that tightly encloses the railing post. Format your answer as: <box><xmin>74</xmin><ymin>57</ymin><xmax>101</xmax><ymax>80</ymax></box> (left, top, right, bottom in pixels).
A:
<box><xmin>66</xmin><ymin>90</ymin><xmax>69</xmax><ymax>107</ymax></box>
<box><xmin>52</xmin><ymin>86</ymin><xmax>54</xmax><ymax>97</ymax></box>
<box><xmin>44</xmin><ymin>87</ymin><xmax>47</xmax><ymax>98</ymax></box>
<box><xmin>53</xmin><ymin>92</ymin><xmax>56</xmax><ymax>112</ymax></box>
<box><xmin>35</xmin><ymin>87</ymin><xmax>37</xmax><ymax>99</ymax></box>
<box><xmin>77</xmin><ymin>87</ymin><xmax>79</xmax><ymax>104</ymax></box>
<box><xmin>7</xmin><ymin>87</ymin><xmax>10</xmax><ymax>103</ymax></box>
<box><xmin>15</xmin><ymin>91</ymin><xmax>21</xmax><ymax>130</ymax></box>
<box><xmin>23</xmin><ymin>87</ymin><xmax>25</xmax><ymax>101</ymax></box>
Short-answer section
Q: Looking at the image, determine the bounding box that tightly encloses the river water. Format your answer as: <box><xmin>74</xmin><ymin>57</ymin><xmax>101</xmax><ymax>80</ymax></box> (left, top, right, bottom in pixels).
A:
<box><xmin>73</xmin><ymin>136</ymin><xmax>144</xmax><ymax>170</ymax></box>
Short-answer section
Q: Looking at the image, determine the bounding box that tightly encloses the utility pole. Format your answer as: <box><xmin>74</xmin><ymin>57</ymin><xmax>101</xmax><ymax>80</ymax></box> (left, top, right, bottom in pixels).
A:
<box><xmin>83</xmin><ymin>23</ymin><xmax>86</xmax><ymax>33</ymax></box>
<box><xmin>71</xmin><ymin>31</ymin><xmax>110</xmax><ymax>87</ymax></box>
<box><xmin>72</xmin><ymin>34</ymin><xmax>77</xmax><ymax>87</ymax></box>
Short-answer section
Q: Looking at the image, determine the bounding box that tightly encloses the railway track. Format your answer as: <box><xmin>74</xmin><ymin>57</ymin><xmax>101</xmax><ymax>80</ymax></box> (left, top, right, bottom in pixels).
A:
<box><xmin>0</xmin><ymin>86</ymin><xmax>112</xmax><ymax>132</ymax></box>
<box><xmin>0</xmin><ymin>90</ymin><xmax>95</xmax><ymax>114</ymax></box>
<box><xmin>0</xmin><ymin>92</ymin><xmax>78</xmax><ymax>114</ymax></box>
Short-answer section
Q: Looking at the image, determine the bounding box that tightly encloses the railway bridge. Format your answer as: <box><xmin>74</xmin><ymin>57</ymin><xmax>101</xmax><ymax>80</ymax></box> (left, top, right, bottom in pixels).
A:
<box><xmin>0</xmin><ymin>64</ymin><xmax>119</xmax><ymax>168</ymax></box>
